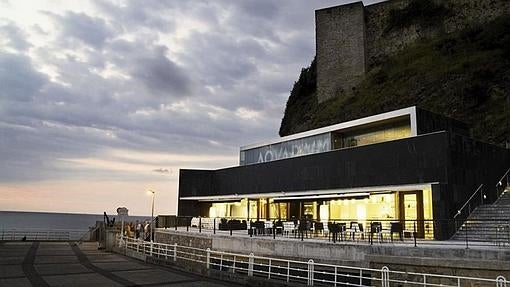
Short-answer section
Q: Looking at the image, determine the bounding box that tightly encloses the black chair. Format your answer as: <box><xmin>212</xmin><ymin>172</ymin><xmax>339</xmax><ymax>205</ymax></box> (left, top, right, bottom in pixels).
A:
<box><xmin>370</xmin><ymin>222</ymin><xmax>383</xmax><ymax>243</ymax></box>
<box><xmin>314</xmin><ymin>222</ymin><xmax>324</xmax><ymax>236</ymax></box>
<box><xmin>249</xmin><ymin>221</ymin><xmax>265</xmax><ymax>235</ymax></box>
<box><xmin>274</xmin><ymin>221</ymin><xmax>283</xmax><ymax>235</ymax></box>
<box><xmin>328</xmin><ymin>222</ymin><xmax>339</xmax><ymax>242</ymax></box>
<box><xmin>349</xmin><ymin>222</ymin><xmax>363</xmax><ymax>241</ymax></box>
<box><xmin>390</xmin><ymin>222</ymin><xmax>404</xmax><ymax>242</ymax></box>
<box><xmin>338</xmin><ymin>223</ymin><xmax>347</xmax><ymax>241</ymax></box>
<box><xmin>298</xmin><ymin>220</ymin><xmax>311</xmax><ymax>238</ymax></box>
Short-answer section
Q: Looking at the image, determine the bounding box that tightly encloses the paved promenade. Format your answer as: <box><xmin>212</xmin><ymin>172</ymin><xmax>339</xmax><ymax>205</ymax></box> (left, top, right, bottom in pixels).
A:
<box><xmin>0</xmin><ymin>241</ymin><xmax>235</xmax><ymax>287</ymax></box>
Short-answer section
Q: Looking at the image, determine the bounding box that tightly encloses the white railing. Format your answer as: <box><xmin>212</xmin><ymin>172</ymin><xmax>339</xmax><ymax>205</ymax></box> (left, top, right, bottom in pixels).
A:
<box><xmin>119</xmin><ymin>236</ymin><xmax>507</xmax><ymax>287</ymax></box>
<box><xmin>0</xmin><ymin>228</ymin><xmax>89</xmax><ymax>241</ymax></box>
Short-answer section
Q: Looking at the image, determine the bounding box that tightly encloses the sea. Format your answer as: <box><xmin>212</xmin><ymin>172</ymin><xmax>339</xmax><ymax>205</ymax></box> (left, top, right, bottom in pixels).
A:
<box><xmin>0</xmin><ymin>211</ymin><xmax>149</xmax><ymax>231</ymax></box>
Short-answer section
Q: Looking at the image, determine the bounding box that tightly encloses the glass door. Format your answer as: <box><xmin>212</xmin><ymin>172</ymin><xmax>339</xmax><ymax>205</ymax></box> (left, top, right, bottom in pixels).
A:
<box><xmin>399</xmin><ymin>191</ymin><xmax>424</xmax><ymax>238</ymax></box>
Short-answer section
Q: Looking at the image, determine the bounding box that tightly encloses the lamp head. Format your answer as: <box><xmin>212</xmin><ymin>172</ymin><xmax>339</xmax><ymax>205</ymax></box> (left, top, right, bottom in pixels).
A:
<box><xmin>146</xmin><ymin>189</ymin><xmax>155</xmax><ymax>195</ymax></box>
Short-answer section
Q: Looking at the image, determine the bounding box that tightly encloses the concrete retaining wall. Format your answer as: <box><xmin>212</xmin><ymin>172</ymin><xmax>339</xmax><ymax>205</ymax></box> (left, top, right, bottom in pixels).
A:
<box><xmin>156</xmin><ymin>230</ymin><xmax>510</xmax><ymax>280</ymax></box>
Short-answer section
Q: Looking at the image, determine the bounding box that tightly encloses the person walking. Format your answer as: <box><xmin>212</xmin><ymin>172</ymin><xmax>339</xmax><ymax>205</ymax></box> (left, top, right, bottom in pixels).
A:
<box><xmin>135</xmin><ymin>221</ymin><xmax>142</xmax><ymax>239</ymax></box>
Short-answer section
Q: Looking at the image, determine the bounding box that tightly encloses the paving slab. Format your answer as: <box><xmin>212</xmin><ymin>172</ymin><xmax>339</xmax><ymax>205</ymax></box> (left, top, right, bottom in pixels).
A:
<box><xmin>0</xmin><ymin>277</ymin><xmax>32</xmax><ymax>287</ymax></box>
<box><xmin>34</xmin><ymin>255</ymin><xmax>79</xmax><ymax>264</ymax></box>
<box><xmin>85</xmin><ymin>254</ymin><xmax>128</xmax><ymax>263</ymax></box>
<box><xmin>0</xmin><ymin>257</ymin><xmax>25</xmax><ymax>265</ymax></box>
<box><xmin>92</xmin><ymin>261</ymin><xmax>152</xmax><ymax>271</ymax></box>
<box><xmin>0</xmin><ymin>251</ymin><xmax>28</xmax><ymax>257</ymax></box>
<box><xmin>43</xmin><ymin>273</ymin><xmax>123</xmax><ymax>287</ymax></box>
<box><xmin>178</xmin><ymin>281</ymin><xmax>236</xmax><ymax>287</ymax></box>
<box><xmin>0</xmin><ymin>241</ymin><xmax>235</xmax><ymax>287</ymax></box>
<box><xmin>35</xmin><ymin>263</ymin><xmax>92</xmax><ymax>275</ymax></box>
<box><xmin>112</xmin><ymin>269</ymin><xmax>191</xmax><ymax>285</ymax></box>
<box><xmin>36</xmin><ymin>249</ymin><xmax>75</xmax><ymax>256</ymax></box>
<box><xmin>0</xmin><ymin>265</ymin><xmax>24</xmax><ymax>278</ymax></box>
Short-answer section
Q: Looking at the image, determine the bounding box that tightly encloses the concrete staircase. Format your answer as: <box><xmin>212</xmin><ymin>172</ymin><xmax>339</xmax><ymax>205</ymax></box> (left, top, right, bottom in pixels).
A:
<box><xmin>451</xmin><ymin>188</ymin><xmax>510</xmax><ymax>242</ymax></box>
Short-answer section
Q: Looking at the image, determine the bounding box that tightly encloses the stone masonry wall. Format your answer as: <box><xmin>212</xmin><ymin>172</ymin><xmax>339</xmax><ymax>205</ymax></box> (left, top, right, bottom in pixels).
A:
<box><xmin>315</xmin><ymin>2</ymin><xmax>366</xmax><ymax>103</ymax></box>
<box><xmin>316</xmin><ymin>0</ymin><xmax>510</xmax><ymax>103</ymax></box>
<box><xmin>365</xmin><ymin>0</ymin><xmax>510</xmax><ymax>67</ymax></box>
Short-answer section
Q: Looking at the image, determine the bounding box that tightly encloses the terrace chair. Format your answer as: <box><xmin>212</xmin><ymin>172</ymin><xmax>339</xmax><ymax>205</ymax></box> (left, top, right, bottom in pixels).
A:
<box><xmin>338</xmin><ymin>223</ymin><xmax>347</xmax><ymax>241</ymax></box>
<box><xmin>190</xmin><ymin>217</ymin><xmax>200</xmax><ymax>228</ymax></box>
<box><xmin>298</xmin><ymin>220</ymin><xmax>311</xmax><ymax>238</ymax></box>
<box><xmin>313</xmin><ymin>222</ymin><xmax>323</xmax><ymax>237</ymax></box>
<box><xmin>274</xmin><ymin>221</ymin><xmax>284</xmax><ymax>235</ymax></box>
<box><xmin>349</xmin><ymin>222</ymin><xmax>364</xmax><ymax>241</ymax></box>
<box><xmin>255</xmin><ymin>221</ymin><xmax>266</xmax><ymax>235</ymax></box>
<box><xmin>249</xmin><ymin>221</ymin><xmax>264</xmax><ymax>236</ymax></box>
<box><xmin>370</xmin><ymin>222</ymin><xmax>383</xmax><ymax>243</ymax></box>
<box><xmin>283</xmin><ymin>221</ymin><xmax>297</xmax><ymax>237</ymax></box>
<box><xmin>264</xmin><ymin>221</ymin><xmax>273</xmax><ymax>235</ymax></box>
<box><xmin>390</xmin><ymin>222</ymin><xmax>404</xmax><ymax>242</ymax></box>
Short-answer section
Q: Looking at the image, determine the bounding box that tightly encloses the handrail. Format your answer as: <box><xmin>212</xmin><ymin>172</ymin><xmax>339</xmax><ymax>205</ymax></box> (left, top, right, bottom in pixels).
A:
<box><xmin>77</xmin><ymin>225</ymin><xmax>100</xmax><ymax>243</ymax></box>
<box><xmin>454</xmin><ymin>184</ymin><xmax>483</xmax><ymax>219</ymax></box>
<box><xmin>119</xmin><ymin>236</ymin><xmax>508</xmax><ymax>286</ymax></box>
<box><xmin>496</xmin><ymin>167</ymin><xmax>510</xmax><ymax>188</ymax></box>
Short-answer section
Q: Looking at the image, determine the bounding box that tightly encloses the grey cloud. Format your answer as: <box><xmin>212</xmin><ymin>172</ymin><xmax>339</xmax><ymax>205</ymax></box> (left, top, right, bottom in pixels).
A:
<box><xmin>1</xmin><ymin>0</ymin><xmax>386</xmax><ymax>184</ymax></box>
<box><xmin>130</xmin><ymin>52</ymin><xmax>191</xmax><ymax>97</ymax></box>
<box><xmin>45</xmin><ymin>11</ymin><xmax>114</xmax><ymax>48</ymax></box>
<box><xmin>92</xmin><ymin>0</ymin><xmax>176</xmax><ymax>32</ymax></box>
<box><xmin>0</xmin><ymin>53</ymin><xmax>48</xmax><ymax>102</ymax></box>
<box><xmin>153</xmin><ymin>168</ymin><xmax>170</xmax><ymax>174</ymax></box>
<box><xmin>239</xmin><ymin>0</ymin><xmax>279</xmax><ymax>19</ymax></box>
<box><xmin>0</xmin><ymin>22</ymin><xmax>31</xmax><ymax>51</ymax></box>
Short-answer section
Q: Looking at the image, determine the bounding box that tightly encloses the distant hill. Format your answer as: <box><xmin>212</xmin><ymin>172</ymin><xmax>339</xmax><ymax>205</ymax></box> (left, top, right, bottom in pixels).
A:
<box><xmin>280</xmin><ymin>14</ymin><xmax>510</xmax><ymax>147</ymax></box>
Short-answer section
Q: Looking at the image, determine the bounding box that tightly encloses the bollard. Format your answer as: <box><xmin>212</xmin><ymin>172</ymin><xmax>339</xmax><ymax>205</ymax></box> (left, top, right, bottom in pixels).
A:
<box><xmin>465</xmin><ymin>222</ymin><xmax>469</xmax><ymax>249</ymax></box>
<box><xmin>370</xmin><ymin>221</ymin><xmax>373</xmax><ymax>245</ymax></box>
<box><xmin>307</xmin><ymin>259</ymin><xmax>314</xmax><ymax>286</ymax></box>
<box><xmin>173</xmin><ymin>243</ymin><xmax>177</xmax><ymax>262</ymax></box>
<box><xmin>248</xmin><ymin>253</ymin><xmax>254</xmax><ymax>276</ymax></box>
<box><xmin>206</xmin><ymin>248</ymin><xmax>211</xmax><ymax>269</ymax></box>
<box><xmin>413</xmin><ymin>221</ymin><xmax>417</xmax><ymax>247</ymax></box>
<box><xmin>381</xmin><ymin>266</ymin><xmax>389</xmax><ymax>287</ymax></box>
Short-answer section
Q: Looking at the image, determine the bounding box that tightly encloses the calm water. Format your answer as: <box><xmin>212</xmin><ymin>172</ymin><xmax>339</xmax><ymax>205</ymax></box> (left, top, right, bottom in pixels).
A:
<box><xmin>0</xmin><ymin>211</ymin><xmax>149</xmax><ymax>230</ymax></box>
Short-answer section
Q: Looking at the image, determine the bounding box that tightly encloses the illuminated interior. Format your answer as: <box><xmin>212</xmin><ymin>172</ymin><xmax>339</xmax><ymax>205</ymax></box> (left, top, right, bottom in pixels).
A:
<box><xmin>206</xmin><ymin>187</ymin><xmax>434</xmax><ymax>239</ymax></box>
<box><xmin>332</xmin><ymin>119</ymin><xmax>411</xmax><ymax>149</ymax></box>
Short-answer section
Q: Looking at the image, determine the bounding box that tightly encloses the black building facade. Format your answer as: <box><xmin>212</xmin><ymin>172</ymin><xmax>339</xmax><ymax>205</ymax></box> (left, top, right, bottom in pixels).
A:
<box><xmin>177</xmin><ymin>107</ymin><xmax>509</xmax><ymax>239</ymax></box>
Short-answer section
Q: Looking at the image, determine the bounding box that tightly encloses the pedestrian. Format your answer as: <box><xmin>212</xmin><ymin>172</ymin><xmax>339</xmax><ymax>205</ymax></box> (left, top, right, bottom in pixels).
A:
<box><xmin>144</xmin><ymin>221</ymin><xmax>150</xmax><ymax>241</ymax></box>
<box><xmin>135</xmin><ymin>221</ymin><xmax>142</xmax><ymax>239</ymax></box>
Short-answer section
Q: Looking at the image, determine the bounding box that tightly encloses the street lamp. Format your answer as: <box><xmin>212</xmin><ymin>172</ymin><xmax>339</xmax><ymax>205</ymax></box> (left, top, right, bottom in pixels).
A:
<box><xmin>147</xmin><ymin>189</ymin><xmax>155</xmax><ymax>242</ymax></box>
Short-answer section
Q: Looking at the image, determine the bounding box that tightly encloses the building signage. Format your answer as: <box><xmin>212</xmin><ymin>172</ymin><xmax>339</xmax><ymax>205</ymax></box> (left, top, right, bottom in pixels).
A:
<box><xmin>241</xmin><ymin>133</ymin><xmax>331</xmax><ymax>165</ymax></box>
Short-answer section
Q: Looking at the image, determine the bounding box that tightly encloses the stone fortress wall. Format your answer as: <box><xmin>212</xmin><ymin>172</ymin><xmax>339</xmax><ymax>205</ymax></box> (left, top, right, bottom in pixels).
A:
<box><xmin>316</xmin><ymin>0</ymin><xmax>510</xmax><ymax>103</ymax></box>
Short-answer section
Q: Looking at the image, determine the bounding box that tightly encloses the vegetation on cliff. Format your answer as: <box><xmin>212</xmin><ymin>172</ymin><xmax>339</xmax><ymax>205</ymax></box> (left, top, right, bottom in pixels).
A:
<box><xmin>279</xmin><ymin>15</ymin><xmax>510</xmax><ymax>147</ymax></box>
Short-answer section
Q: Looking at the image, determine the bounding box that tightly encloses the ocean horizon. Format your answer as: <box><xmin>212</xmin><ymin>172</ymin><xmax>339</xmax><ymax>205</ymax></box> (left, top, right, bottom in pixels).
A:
<box><xmin>0</xmin><ymin>210</ymin><xmax>150</xmax><ymax>230</ymax></box>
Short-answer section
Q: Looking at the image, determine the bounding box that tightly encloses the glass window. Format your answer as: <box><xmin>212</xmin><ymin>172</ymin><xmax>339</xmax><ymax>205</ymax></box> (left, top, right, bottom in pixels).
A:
<box><xmin>241</xmin><ymin>133</ymin><xmax>331</xmax><ymax>165</ymax></box>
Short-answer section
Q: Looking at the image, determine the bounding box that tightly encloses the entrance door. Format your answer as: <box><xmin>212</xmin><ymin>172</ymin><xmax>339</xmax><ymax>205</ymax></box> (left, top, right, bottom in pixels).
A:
<box><xmin>399</xmin><ymin>191</ymin><xmax>424</xmax><ymax>238</ymax></box>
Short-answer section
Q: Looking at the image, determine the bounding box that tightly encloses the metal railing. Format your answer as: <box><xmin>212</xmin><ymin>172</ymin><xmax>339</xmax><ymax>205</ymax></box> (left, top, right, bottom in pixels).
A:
<box><xmin>496</xmin><ymin>168</ymin><xmax>510</xmax><ymax>198</ymax></box>
<box><xmin>0</xmin><ymin>228</ymin><xmax>89</xmax><ymax>241</ymax></box>
<box><xmin>153</xmin><ymin>216</ymin><xmax>510</xmax><ymax>249</ymax></box>
<box><xmin>454</xmin><ymin>184</ymin><xmax>484</xmax><ymax>220</ymax></box>
<box><xmin>119</xmin><ymin>236</ymin><xmax>508</xmax><ymax>287</ymax></box>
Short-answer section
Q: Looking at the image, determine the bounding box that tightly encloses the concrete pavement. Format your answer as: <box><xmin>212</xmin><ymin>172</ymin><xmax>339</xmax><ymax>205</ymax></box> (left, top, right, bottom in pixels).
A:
<box><xmin>0</xmin><ymin>241</ymin><xmax>236</xmax><ymax>287</ymax></box>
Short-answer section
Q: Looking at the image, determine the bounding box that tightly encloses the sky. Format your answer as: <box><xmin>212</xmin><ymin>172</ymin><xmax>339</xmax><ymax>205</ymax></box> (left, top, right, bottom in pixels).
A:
<box><xmin>0</xmin><ymin>0</ymin><xmax>383</xmax><ymax>216</ymax></box>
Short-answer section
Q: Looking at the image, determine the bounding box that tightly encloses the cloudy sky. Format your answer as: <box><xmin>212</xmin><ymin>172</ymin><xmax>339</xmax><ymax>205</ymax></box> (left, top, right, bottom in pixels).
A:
<box><xmin>0</xmin><ymin>0</ymin><xmax>382</xmax><ymax>216</ymax></box>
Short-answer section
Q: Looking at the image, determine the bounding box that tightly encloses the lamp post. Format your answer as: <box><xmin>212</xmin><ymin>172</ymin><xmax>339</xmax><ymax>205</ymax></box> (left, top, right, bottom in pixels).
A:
<box><xmin>147</xmin><ymin>189</ymin><xmax>155</xmax><ymax>242</ymax></box>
